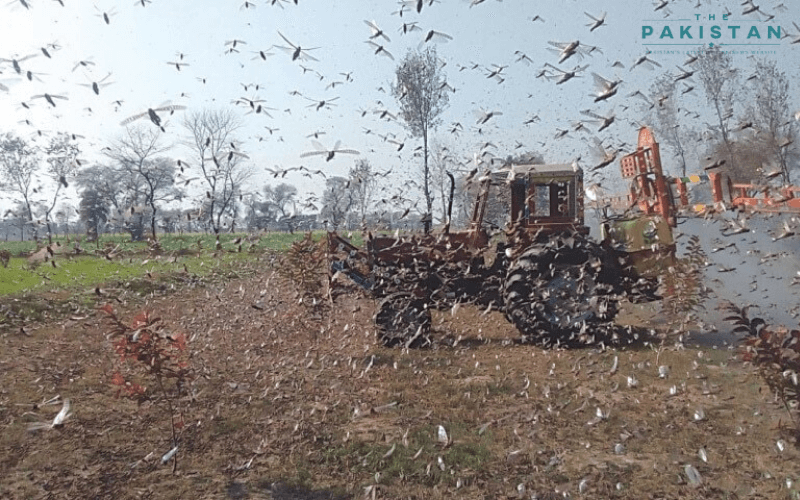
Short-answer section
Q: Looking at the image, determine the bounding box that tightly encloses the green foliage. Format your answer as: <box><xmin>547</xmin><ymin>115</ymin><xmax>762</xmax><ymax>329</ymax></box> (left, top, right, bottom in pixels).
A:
<box><xmin>79</xmin><ymin>188</ymin><xmax>108</xmax><ymax>239</ymax></box>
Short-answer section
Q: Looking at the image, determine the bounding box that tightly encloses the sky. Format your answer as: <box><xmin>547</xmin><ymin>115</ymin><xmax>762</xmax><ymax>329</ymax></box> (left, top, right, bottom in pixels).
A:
<box><xmin>0</xmin><ymin>0</ymin><xmax>799</xmax><ymax>218</ymax></box>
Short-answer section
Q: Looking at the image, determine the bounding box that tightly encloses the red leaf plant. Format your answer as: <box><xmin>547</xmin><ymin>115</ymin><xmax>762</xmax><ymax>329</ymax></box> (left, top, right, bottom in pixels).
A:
<box><xmin>101</xmin><ymin>304</ymin><xmax>191</xmax><ymax>472</ymax></box>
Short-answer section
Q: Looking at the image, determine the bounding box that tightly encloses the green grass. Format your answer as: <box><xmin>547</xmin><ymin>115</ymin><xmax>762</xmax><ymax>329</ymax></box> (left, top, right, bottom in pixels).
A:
<box><xmin>0</xmin><ymin>231</ymin><xmax>330</xmax><ymax>256</ymax></box>
<box><xmin>0</xmin><ymin>231</ymin><xmax>338</xmax><ymax>296</ymax></box>
<box><xmin>315</xmin><ymin>422</ymin><xmax>492</xmax><ymax>487</ymax></box>
<box><xmin>0</xmin><ymin>251</ymin><xmax>265</xmax><ymax>297</ymax></box>
<box><xmin>0</xmin><ymin>230</ymin><xmax>373</xmax><ymax>325</ymax></box>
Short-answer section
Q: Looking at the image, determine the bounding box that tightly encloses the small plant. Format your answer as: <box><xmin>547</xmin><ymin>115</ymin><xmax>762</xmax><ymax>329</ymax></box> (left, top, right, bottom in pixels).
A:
<box><xmin>100</xmin><ymin>304</ymin><xmax>190</xmax><ymax>472</ymax></box>
<box><xmin>660</xmin><ymin>235</ymin><xmax>710</xmax><ymax>338</ymax></box>
<box><xmin>724</xmin><ymin>302</ymin><xmax>800</xmax><ymax>440</ymax></box>
<box><xmin>147</xmin><ymin>237</ymin><xmax>163</xmax><ymax>255</ymax></box>
<box><xmin>279</xmin><ymin>232</ymin><xmax>328</xmax><ymax>325</ymax></box>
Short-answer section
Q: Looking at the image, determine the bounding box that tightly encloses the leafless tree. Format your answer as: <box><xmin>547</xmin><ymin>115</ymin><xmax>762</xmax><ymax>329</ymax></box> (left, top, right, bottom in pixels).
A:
<box><xmin>647</xmin><ymin>73</ymin><xmax>694</xmax><ymax>177</ymax></box>
<box><xmin>104</xmin><ymin>125</ymin><xmax>180</xmax><ymax>241</ymax></box>
<box><xmin>392</xmin><ymin>46</ymin><xmax>450</xmax><ymax>233</ymax></box>
<box><xmin>745</xmin><ymin>59</ymin><xmax>798</xmax><ymax>183</ymax></box>
<box><xmin>6</xmin><ymin>202</ymin><xmax>30</xmax><ymax>241</ymax></box>
<box><xmin>41</xmin><ymin>132</ymin><xmax>80</xmax><ymax>243</ymax></box>
<box><xmin>321</xmin><ymin>176</ymin><xmax>353</xmax><ymax>230</ymax></box>
<box><xmin>429</xmin><ymin>139</ymin><xmax>457</xmax><ymax>225</ymax></box>
<box><xmin>0</xmin><ymin>133</ymin><xmax>40</xmax><ymax>232</ymax></box>
<box><xmin>182</xmin><ymin>108</ymin><xmax>252</xmax><ymax>233</ymax></box>
<box><xmin>348</xmin><ymin>158</ymin><xmax>376</xmax><ymax>227</ymax></box>
<box><xmin>696</xmin><ymin>45</ymin><xmax>739</xmax><ymax>172</ymax></box>
<box><xmin>214</xmin><ymin>155</ymin><xmax>251</xmax><ymax>232</ymax></box>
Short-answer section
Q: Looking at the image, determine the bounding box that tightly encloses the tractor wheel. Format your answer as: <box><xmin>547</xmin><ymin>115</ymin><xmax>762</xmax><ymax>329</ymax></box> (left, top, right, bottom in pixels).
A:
<box><xmin>503</xmin><ymin>240</ymin><xmax>618</xmax><ymax>347</ymax></box>
<box><xmin>374</xmin><ymin>292</ymin><xmax>432</xmax><ymax>348</ymax></box>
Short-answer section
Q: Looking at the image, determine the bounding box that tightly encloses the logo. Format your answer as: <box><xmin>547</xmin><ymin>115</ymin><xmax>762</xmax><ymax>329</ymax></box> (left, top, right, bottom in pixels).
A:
<box><xmin>641</xmin><ymin>12</ymin><xmax>784</xmax><ymax>52</ymax></box>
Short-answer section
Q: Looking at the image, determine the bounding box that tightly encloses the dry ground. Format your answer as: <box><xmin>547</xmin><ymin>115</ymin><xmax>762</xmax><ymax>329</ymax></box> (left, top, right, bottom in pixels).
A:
<box><xmin>1</xmin><ymin>265</ymin><xmax>799</xmax><ymax>499</ymax></box>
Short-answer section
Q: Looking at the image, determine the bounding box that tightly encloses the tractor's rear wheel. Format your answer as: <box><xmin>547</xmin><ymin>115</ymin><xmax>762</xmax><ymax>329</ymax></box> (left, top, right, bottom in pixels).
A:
<box><xmin>503</xmin><ymin>239</ymin><xmax>618</xmax><ymax>347</ymax></box>
<box><xmin>374</xmin><ymin>292</ymin><xmax>432</xmax><ymax>348</ymax></box>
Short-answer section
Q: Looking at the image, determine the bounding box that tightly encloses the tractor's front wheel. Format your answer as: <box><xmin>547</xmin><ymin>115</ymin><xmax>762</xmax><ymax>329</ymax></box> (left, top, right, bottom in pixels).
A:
<box><xmin>503</xmin><ymin>240</ymin><xmax>618</xmax><ymax>347</ymax></box>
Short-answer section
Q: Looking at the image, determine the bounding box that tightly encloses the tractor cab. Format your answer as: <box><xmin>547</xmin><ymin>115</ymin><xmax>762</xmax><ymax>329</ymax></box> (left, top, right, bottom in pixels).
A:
<box><xmin>506</xmin><ymin>163</ymin><xmax>585</xmax><ymax>230</ymax></box>
<box><xmin>469</xmin><ymin>163</ymin><xmax>587</xmax><ymax>250</ymax></box>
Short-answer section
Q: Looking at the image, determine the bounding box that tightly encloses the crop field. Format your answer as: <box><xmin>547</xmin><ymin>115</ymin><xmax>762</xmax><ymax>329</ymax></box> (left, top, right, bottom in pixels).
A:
<box><xmin>0</xmin><ymin>233</ymin><xmax>799</xmax><ymax>500</ymax></box>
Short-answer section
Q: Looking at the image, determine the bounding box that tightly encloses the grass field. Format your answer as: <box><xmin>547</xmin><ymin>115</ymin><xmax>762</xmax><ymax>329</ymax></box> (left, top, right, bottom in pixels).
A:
<box><xmin>0</xmin><ymin>231</ymin><xmax>324</xmax><ymax>256</ymax></box>
<box><xmin>0</xmin><ymin>230</ymin><xmax>370</xmax><ymax>328</ymax></box>
<box><xmin>0</xmin><ymin>231</ymin><xmax>367</xmax><ymax>298</ymax></box>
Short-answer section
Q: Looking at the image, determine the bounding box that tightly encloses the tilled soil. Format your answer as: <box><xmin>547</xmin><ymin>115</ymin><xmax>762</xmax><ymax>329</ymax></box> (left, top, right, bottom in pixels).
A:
<box><xmin>1</xmin><ymin>267</ymin><xmax>798</xmax><ymax>499</ymax></box>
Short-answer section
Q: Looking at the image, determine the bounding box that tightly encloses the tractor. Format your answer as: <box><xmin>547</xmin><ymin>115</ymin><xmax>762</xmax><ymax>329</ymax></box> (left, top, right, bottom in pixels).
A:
<box><xmin>328</xmin><ymin>127</ymin><xmax>676</xmax><ymax>348</ymax></box>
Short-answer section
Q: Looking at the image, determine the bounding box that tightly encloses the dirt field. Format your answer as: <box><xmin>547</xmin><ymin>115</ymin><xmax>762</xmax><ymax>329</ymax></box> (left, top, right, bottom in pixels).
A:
<box><xmin>1</xmin><ymin>263</ymin><xmax>799</xmax><ymax>500</ymax></box>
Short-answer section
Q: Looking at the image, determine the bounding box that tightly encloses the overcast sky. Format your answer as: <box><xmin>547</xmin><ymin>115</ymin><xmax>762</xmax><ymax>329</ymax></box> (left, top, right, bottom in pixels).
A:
<box><xmin>1</xmin><ymin>0</ymin><xmax>798</xmax><ymax>216</ymax></box>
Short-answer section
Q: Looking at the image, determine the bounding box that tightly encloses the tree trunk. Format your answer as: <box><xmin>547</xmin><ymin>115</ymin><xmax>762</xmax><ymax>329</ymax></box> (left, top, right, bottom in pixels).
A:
<box><xmin>423</xmin><ymin>129</ymin><xmax>431</xmax><ymax>234</ymax></box>
<box><xmin>671</xmin><ymin>129</ymin><xmax>687</xmax><ymax>177</ymax></box>
<box><xmin>150</xmin><ymin>203</ymin><xmax>158</xmax><ymax>242</ymax></box>
<box><xmin>714</xmin><ymin>100</ymin><xmax>737</xmax><ymax>173</ymax></box>
<box><xmin>777</xmin><ymin>145</ymin><xmax>790</xmax><ymax>184</ymax></box>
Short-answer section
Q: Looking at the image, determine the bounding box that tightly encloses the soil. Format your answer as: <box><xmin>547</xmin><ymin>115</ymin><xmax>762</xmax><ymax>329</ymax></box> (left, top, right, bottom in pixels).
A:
<box><xmin>1</xmin><ymin>266</ymin><xmax>798</xmax><ymax>499</ymax></box>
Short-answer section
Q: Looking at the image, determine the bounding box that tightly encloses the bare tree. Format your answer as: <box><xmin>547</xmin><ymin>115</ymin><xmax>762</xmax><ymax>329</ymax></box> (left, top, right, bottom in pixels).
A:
<box><xmin>348</xmin><ymin>158</ymin><xmax>376</xmax><ymax>227</ymax></box>
<box><xmin>696</xmin><ymin>45</ymin><xmax>739</xmax><ymax>172</ymax></box>
<box><xmin>41</xmin><ymin>133</ymin><xmax>80</xmax><ymax>244</ymax></box>
<box><xmin>213</xmin><ymin>154</ymin><xmax>251</xmax><ymax>232</ymax></box>
<box><xmin>182</xmin><ymin>108</ymin><xmax>251</xmax><ymax>233</ymax></box>
<box><xmin>392</xmin><ymin>46</ymin><xmax>450</xmax><ymax>233</ymax></box>
<box><xmin>452</xmin><ymin>173</ymin><xmax>476</xmax><ymax>229</ymax></box>
<box><xmin>321</xmin><ymin>176</ymin><xmax>353</xmax><ymax>230</ymax></box>
<box><xmin>104</xmin><ymin>125</ymin><xmax>179</xmax><ymax>241</ymax></box>
<box><xmin>0</xmin><ymin>133</ymin><xmax>40</xmax><ymax>232</ymax></box>
<box><xmin>429</xmin><ymin>139</ymin><xmax>455</xmax><ymax>225</ymax></box>
<box><xmin>6</xmin><ymin>202</ymin><xmax>30</xmax><ymax>241</ymax></box>
<box><xmin>746</xmin><ymin>59</ymin><xmax>798</xmax><ymax>183</ymax></box>
<box><xmin>54</xmin><ymin>202</ymin><xmax>76</xmax><ymax>238</ymax></box>
<box><xmin>648</xmin><ymin>73</ymin><xmax>694</xmax><ymax>177</ymax></box>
